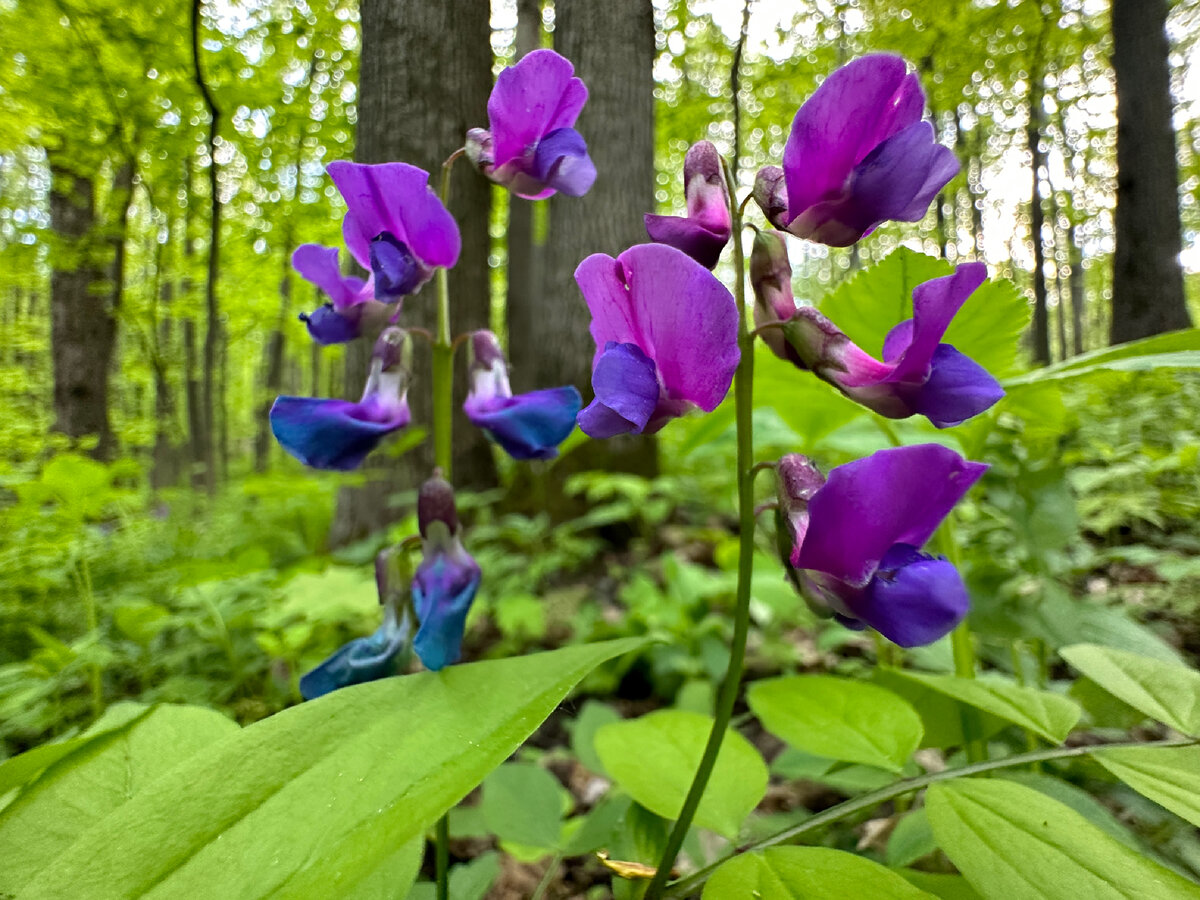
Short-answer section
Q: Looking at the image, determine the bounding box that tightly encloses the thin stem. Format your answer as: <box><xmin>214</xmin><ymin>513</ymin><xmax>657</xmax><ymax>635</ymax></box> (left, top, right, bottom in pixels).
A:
<box><xmin>77</xmin><ymin>555</ymin><xmax>103</xmax><ymax>720</ymax></box>
<box><xmin>435</xmin><ymin>814</ymin><xmax>450</xmax><ymax>900</ymax></box>
<box><xmin>662</xmin><ymin>738</ymin><xmax>1199</xmax><ymax>897</ymax></box>
<box><xmin>531</xmin><ymin>852</ymin><xmax>562</xmax><ymax>900</ymax></box>
<box><xmin>938</xmin><ymin>516</ymin><xmax>987</xmax><ymax>764</ymax></box>
<box><xmin>646</xmin><ymin>163</ymin><xmax>755</xmax><ymax>899</ymax></box>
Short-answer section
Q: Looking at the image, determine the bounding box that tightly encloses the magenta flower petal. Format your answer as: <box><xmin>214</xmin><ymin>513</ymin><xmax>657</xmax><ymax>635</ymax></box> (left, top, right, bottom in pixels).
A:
<box><xmin>782</xmin><ymin>54</ymin><xmax>920</xmax><ymax>219</ymax></box>
<box><xmin>292</xmin><ymin>244</ymin><xmax>369</xmax><ymax>309</ymax></box>
<box><xmin>796</xmin><ymin>444</ymin><xmax>986</xmax><ymax>587</ymax></box>
<box><xmin>764</xmin><ymin>54</ymin><xmax>957</xmax><ymax>246</ymax></box>
<box><xmin>327</xmin><ymin>160</ymin><xmax>460</xmax><ymax>272</ymax></box>
<box><xmin>576</xmin><ymin>244</ymin><xmax>739</xmax><ymax>415</ymax></box>
<box><xmin>888</xmin><ymin>263</ymin><xmax>987</xmax><ymax>381</ymax></box>
<box><xmin>488</xmin><ymin>49</ymin><xmax>588</xmax><ymax>168</ymax></box>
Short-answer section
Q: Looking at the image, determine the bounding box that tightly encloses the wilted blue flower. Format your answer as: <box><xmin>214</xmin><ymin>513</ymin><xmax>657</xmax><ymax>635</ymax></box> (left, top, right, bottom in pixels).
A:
<box><xmin>300</xmin><ymin>547</ymin><xmax>413</xmax><ymax>700</ymax></box>
<box><xmin>575</xmin><ymin>244</ymin><xmax>740</xmax><ymax>438</ymax></box>
<box><xmin>293</xmin><ymin>244</ymin><xmax>393</xmax><ymax>345</ymax></box>
<box><xmin>465</xmin><ymin>49</ymin><xmax>596</xmax><ymax>199</ymax></box>
<box><xmin>753</xmin><ymin>54</ymin><xmax>958</xmax><ymax>247</ymax></box>
<box><xmin>778</xmin><ymin>263</ymin><xmax>1004</xmax><ymax>428</ymax></box>
<box><xmin>776</xmin><ymin>445</ymin><xmax>986</xmax><ymax>647</ymax></box>
<box><xmin>644</xmin><ymin>141</ymin><xmax>731</xmax><ymax>269</ymax></box>
<box><xmin>463</xmin><ymin>330</ymin><xmax>581</xmax><ymax>461</ymax></box>
<box><xmin>270</xmin><ymin>327</ymin><xmax>412</xmax><ymax>470</ymax></box>
<box><xmin>412</xmin><ymin>474</ymin><xmax>482</xmax><ymax>671</ymax></box>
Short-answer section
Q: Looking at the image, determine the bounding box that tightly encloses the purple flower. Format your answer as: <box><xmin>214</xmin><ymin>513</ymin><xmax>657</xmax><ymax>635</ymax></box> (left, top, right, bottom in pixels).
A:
<box><xmin>270</xmin><ymin>327</ymin><xmax>412</xmax><ymax>470</ymax></box>
<box><xmin>575</xmin><ymin>244</ymin><xmax>740</xmax><ymax>438</ymax></box>
<box><xmin>300</xmin><ymin>548</ymin><xmax>413</xmax><ymax>700</ymax></box>
<box><xmin>412</xmin><ymin>474</ymin><xmax>482</xmax><ymax>671</ymax></box>
<box><xmin>327</xmin><ymin>161</ymin><xmax>460</xmax><ymax>301</ymax></box>
<box><xmin>463</xmin><ymin>331</ymin><xmax>582</xmax><ymax>461</ymax></box>
<box><xmin>776</xmin><ymin>445</ymin><xmax>987</xmax><ymax>647</ymax></box>
<box><xmin>752</xmin><ymin>54</ymin><xmax>959</xmax><ymax>247</ymax></box>
<box><xmin>644</xmin><ymin>141</ymin><xmax>731</xmax><ymax>269</ymax></box>
<box><xmin>465</xmin><ymin>49</ymin><xmax>596</xmax><ymax>200</ymax></box>
<box><xmin>780</xmin><ymin>263</ymin><xmax>1004</xmax><ymax>428</ymax></box>
<box><xmin>292</xmin><ymin>244</ymin><xmax>394</xmax><ymax>345</ymax></box>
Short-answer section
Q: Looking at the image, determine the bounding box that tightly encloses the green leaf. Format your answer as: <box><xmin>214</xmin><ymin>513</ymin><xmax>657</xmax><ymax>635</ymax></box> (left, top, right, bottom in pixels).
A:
<box><xmin>407</xmin><ymin>851</ymin><xmax>498</xmax><ymax>900</ymax></box>
<box><xmin>887</xmin><ymin>808</ymin><xmax>937</xmax><ymax>867</ymax></box>
<box><xmin>896</xmin><ymin>870</ymin><xmax>982</xmax><ymax>900</ymax></box>
<box><xmin>926</xmin><ymin>779</ymin><xmax>1200</xmax><ymax>899</ymax></box>
<box><xmin>595</xmin><ymin>710</ymin><xmax>767</xmax><ymax>839</ymax></box>
<box><xmin>702</xmin><ymin>846</ymin><xmax>935</xmax><ymax>899</ymax></box>
<box><xmin>873</xmin><ymin>671</ymin><xmax>1008</xmax><ymax>750</ymax></box>
<box><xmin>560</xmin><ymin>793</ymin><xmax>633</xmax><ymax>857</ymax></box>
<box><xmin>1060</xmin><ymin>644</ymin><xmax>1200</xmax><ymax>736</ymax></box>
<box><xmin>19</xmin><ymin>638</ymin><xmax>642</xmax><ymax>900</ymax></box>
<box><xmin>1096</xmin><ymin>745</ymin><xmax>1200</xmax><ymax>828</ymax></box>
<box><xmin>481</xmin><ymin>762</ymin><xmax>569</xmax><ymax>849</ymax></box>
<box><xmin>1004</xmin><ymin>329</ymin><xmax>1200</xmax><ymax>387</ymax></box>
<box><xmin>748</xmin><ymin>675</ymin><xmax>923</xmax><ymax>773</ymax></box>
<box><xmin>818</xmin><ymin>247</ymin><xmax>1029</xmax><ymax>378</ymax></box>
<box><xmin>887</xmin><ymin>671</ymin><xmax>1080</xmax><ymax>743</ymax></box>
<box><xmin>570</xmin><ymin>699</ymin><xmax>622</xmax><ymax>776</ymax></box>
<box><xmin>0</xmin><ymin>705</ymin><xmax>238</xmax><ymax>895</ymax></box>
<box><xmin>0</xmin><ymin>702</ymin><xmax>150</xmax><ymax>797</ymax></box>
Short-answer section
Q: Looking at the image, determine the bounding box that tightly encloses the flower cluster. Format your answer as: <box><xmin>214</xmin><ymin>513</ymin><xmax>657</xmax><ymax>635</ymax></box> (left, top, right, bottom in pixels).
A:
<box><xmin>279</xmin><ymin>50</ymin><xmax>594</xmax><ymax>695</ymax></box>
<box><xmin>576</xmin><ymin>53</ymin><xmax>1004</xmax><ymax>647</ymax></box>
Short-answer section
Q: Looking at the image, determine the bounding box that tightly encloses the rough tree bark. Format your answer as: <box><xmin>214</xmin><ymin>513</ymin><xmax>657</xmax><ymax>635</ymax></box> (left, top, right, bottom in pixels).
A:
<box><xmin>1110</xmin><ymin>0</ymin><xmax>1192</xmax><ymax>343</ymax></box>
<box><xmin>532</xmin><ymin>0</ymin><xmax>659</xmax><ymax>502</ymax></box>
<box><xmin>331</xmin><ymin>0</ymin><xmax>495</xmax><ymax>545</ymax></box>
<box><xmin>49</xmin><ymin>161</ymin><xmax>116</xmax><ymax>459</ymax></box>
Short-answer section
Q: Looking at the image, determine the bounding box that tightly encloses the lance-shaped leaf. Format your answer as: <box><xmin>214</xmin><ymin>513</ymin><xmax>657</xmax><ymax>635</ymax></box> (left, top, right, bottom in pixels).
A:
<box><xmin>1061</xmin><ymin>644</ymin><xmax>1200</xmax><ymax>736</ymax></box>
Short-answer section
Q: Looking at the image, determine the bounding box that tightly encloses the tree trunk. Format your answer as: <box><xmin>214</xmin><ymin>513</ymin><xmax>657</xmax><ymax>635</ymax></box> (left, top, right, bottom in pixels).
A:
<box><xmin>1028</xmin><ymin>66</ymin><xmax>1051</xmax><ymax>367</ymax></box>
<box><xmin>254</xmin><ymin>247</ymin><xmax>289</xmax><ymax>472</ymax></box>
<box><xmin>49</xmin><ymin>161</ymin><xmax>116</xmax><ymax>459</ymax></box>
<box><xmin>533</xmin><ymin>0</ymin><xmax>659</xmax><ymax>506</ymax></box>
<box><xmin>331</xmin><ymin>0</ymin><xmax>495</xmax><ymax>545</ymax></box>
<box><xmin>505</xmin><ymin>0</ymin><xmax>543</xmax><ymax>394</ymax></box>
<box><xmin>1110</xmin><ymin>0</ymin><xmax>1191</xmax><ymax>343</ymax></box>
<box><xmin>968</xmin><ymin>123</ymin><xmax>986</xmax><ymax>261</ymax></box>
<box><xmin>1067</xmin><ymin>220</ymin><xmax>1086</xmax><ymax>354</ymax></box>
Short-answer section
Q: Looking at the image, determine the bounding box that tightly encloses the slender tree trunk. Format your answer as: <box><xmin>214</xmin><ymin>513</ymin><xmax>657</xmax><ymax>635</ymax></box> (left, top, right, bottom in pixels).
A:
<box><xmin>968</xmin><ymin>123</ymin><xmax>986</xmax><ymax>261</ymax></box>
<box><xmin>332</xmin><ymin>0</ymin><xmax>495</xmax><ymax>545</ymax></box>
<box><xmin>1110</xmin><ymin>0</ymin><xmax>1191</xmax><ymax>343</ymax></box>
<box><xmin>531</xmin><ymin>0</ymin><xmax>659</xmax><ymax>510</ymax></box>
<box><xmin>1067</xmin><ymin>220</ymin><xmax>1086</xmax><ymax>354</ymax></box>
<box><xmin>254</xmin><ymin>249</ymin><xmax>289</xmax><ymax>472</ymax></box>
<box><xmin>506</xmin><ymin>0</ymin><xmax>543</xmax><ymax>393</ymax></box>
<box><xmin>1028</xmin><ymin>65</ymin><xmax>1052</xmax><ymax>366</ymax></box>
<box><xmin>49</xmin><ymin>160</ymin><xmax>116</xmax><ymax>458</ymax></box>
<box><xmin>1051</xmin><ymin>194</ymin><xmax>1068</xmax><ymax>362</ymax></box>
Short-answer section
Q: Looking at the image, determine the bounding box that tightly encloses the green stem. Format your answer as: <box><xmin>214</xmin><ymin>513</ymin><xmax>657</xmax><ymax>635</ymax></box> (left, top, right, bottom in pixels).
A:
<box><xmin>937</xmin><ymin>515</ymin><xmax>987</xmax><ymax>764</ymax></box>
<box><xmin>431</xmin><ymin>147</ymin><xmax>464</xmax><ymax>900</ymax></box>
<box><xmin>646</xmin><ymin>163</ymin><xmax>754</xmax><ymax>899</ymax></box>
<box><xmin>531</xmin><ymin>852</ymin><xmax>562</xmax><ymax>900</ymax></box>
<box><xmin>435</xmin><ymin>814</ymin><xmax>450</xmax><ymax>900</ymax></box>
<box><xmin>77</xmin><ymin>555</ymin><xmax>103</xmax><ymax>720</ymax></box>
<box><xmin>663</xmin><ymin>738</ymin><xmax>1199</xmax><ymax>897</ymax></box>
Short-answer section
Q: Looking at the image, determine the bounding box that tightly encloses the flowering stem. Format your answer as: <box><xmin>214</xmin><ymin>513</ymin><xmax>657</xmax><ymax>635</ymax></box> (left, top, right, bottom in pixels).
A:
<box><xmin>938</xmin><ymin>516</ymin><xmax>987</xmax><ymax>763</ymax></box>
<box><xmin>435</xmin><ymin>814</ymin><xmax>450</xmax><ymax>900</ymax></box>
<box><xmin>646</xmin><ymin>166</ymin><xmax>755</xmax><ymax>899</ymax></box>
<box><xmin>661</xmin><ymin>737</ymin><xmax>1200</xmax><ymax>897</ymax></box>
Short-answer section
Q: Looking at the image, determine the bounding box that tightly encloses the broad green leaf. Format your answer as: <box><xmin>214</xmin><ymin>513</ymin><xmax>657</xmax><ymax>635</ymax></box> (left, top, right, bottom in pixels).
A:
<box><xmin>481</xmin><ymin>762</ymin><xmax>569</xmax><ymax>849</ymax></box>
<box><xmin>887</xmin><ymin>808</ymin><xmax>937</xmax><ymax>867</ymax></box>
<box><xmin>873</xmin><ymin>670</ymin><xmax>1008</xmax><ymax>749</ymax></box>
<box><xmin>896</xmin><ymin>870</ymin><xmax>982</xmax><ymax>900</ymax></box>
<box><xmin>281</xmin><ymin>835</ymin><xmax>423</xmax><ymax>900</ymax></box>
<box><xmin>595</xmin><ymin>710</ymin><xmax>767</xmax><ymax>839</ymax></box>
<box><xmin>1097</xmin><ymin>745</ymin><xmax>1200</xmax><ymax>828</ymax></box>
<box><xmin>407</xmin><ymin>851</ymin><xmax>498</xmax><ymax>900</ymax></box>
<box><xmin>20</xmin><ymin>638</ymin><xmax>642</xmax><ymax>900</ymax></box>
<box><xmin>571</xmin><ymin>699</ymin><xmax>622</xmax><ymax>775</ymax></box>
<box><xmin>0</xmin><ymin>702</ymin><xmax>150</xmax><ymax>797</ymax></box>
<box><xmin>888</xmin><ymin>671</ymin><xmax>1080</xmax><ymax>743</ymax></box>
<box><xmin>703</xmin><ymin>846</ymin><xmax>934</xmax><ymax>899</ymax></box>
<box><xmin>927</xmin><ymin>779</ymin><xmax>1200</xmax><ymax>900</ymax></box>
<box><xmin>1061</xmin><ymin>644</ymin><xmax>1200</xmax><ymax>736</ymax></box>
<box><xmin>1005</xmin><ymin>329</ymin><xmax>1200</xmax><ymax>386</ymax></box>
<box><xmin>818</xmin><ymin>247</ymin><xmax>1029</xmax><ymax>378</ymax></box>
<box><xmin>748</xmin><ymin>675</ymin><xmax>923</xmax><ymax>773</ymax></box>
<box><xmin>0</xmin><ymin>705</ymin><xmax>238</xmax><ymax>895</ymax></box>
<box><xmin>999</xmin><ymin>772</ymin><xmax>1143</xmax><ymax>849</ymax></box>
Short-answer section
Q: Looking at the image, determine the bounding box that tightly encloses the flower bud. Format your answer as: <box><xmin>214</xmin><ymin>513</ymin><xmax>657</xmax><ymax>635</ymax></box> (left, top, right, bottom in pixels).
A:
<box><xmin>750</xmin><ymin>229</ymin><xmax>798</xmax><ymax>361</ymax></box>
